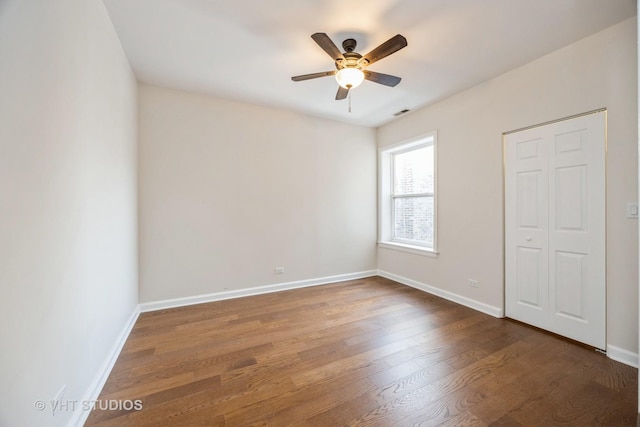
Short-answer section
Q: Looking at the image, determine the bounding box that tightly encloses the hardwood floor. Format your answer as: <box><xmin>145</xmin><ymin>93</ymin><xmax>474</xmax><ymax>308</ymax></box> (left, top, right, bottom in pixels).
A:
<box><xmin>85</xmin><ymin>277</ymin><xmax>637</xmax><ymax>426</ymax></box>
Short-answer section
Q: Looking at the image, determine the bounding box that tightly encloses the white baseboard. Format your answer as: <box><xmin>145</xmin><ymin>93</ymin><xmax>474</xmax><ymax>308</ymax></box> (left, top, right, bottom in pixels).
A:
<box><xmin>606</xmin><ymin>344</ymin><xmax>639</xmax><ymax>368</ymax></box>
<box><xmin>139</xmin><ymin>270</ymin><xmax>379</xmax><ymax>312</ymax></box>
<box><xmin>69</xmin><ymin>306</ymin><xmax>140</xmax><ymax>427</ymax></box>
<box><xmin>377</xmin><ymin>270</ymin><xmax>504</xmax><ymax>318</ymax></box>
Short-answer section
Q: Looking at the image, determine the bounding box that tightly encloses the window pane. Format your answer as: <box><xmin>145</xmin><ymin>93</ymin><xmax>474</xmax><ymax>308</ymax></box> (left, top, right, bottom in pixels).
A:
<box><xmin>393</xmin><ymin>145</ymin><xmax>434</xmax><ymax>195</ymax></box>
<box><xmin>393</xmin><ymin>196</ymin><xmax>434</xmax><ymax>245</ymax></box>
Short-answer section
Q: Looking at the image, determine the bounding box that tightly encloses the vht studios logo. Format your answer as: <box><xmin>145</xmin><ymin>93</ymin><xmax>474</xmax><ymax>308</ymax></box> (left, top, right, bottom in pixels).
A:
<box><xmin>34</xmin><ymin>399</ymin><xmax>143</xmax><ymax>415</ymax></box>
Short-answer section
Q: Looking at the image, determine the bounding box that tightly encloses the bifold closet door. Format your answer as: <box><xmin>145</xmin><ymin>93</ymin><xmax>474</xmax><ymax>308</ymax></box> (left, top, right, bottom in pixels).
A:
<box><xmin>505</xmin><ymin>111</ymin><xmax>606</xmax><ymax>349</ymax></box>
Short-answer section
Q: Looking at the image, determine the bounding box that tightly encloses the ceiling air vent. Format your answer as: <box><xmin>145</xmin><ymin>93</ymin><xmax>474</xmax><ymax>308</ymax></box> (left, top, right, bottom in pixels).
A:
<box><xmin>393</xmin><ymin>109</ymin><xmax>410</xmax><ymax>117</ymax></box>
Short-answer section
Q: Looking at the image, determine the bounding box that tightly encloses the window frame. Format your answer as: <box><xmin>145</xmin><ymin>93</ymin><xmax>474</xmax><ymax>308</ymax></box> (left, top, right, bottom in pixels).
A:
<box><xmin>378</xmin><ymin>132</ymin><xmax>438</xmax><ymax>256</ymax></box>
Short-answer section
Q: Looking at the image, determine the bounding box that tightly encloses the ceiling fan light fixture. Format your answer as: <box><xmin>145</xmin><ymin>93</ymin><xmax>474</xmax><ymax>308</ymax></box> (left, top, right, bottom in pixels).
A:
<box><xmin>335</xmin><ymin>68</ymin><xmax>364</xmax><ymax>89</ymax></box>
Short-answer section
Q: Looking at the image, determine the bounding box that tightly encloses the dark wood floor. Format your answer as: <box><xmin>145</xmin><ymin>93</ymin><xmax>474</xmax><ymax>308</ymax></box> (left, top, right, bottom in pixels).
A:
<box><xmin>86</xmin><ymin>276</ymin><xmax>637</xmax><ymax>426</ymax></box>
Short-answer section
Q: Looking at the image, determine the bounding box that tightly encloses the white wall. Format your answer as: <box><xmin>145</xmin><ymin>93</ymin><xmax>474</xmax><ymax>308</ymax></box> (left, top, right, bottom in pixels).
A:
<box><xmin>0</xmin><ymin>1</ymin><xmax>138</xmax><ymax>426</ymax></box>
<box><xmin>378</xmin><ymin>18</ymin><xmax>638</xmax><ymax>355</ymax></box>
<box><xmin>138</xmin><ymin>84</ymin><xmax>377</xmax><ymax>303</ymax></box>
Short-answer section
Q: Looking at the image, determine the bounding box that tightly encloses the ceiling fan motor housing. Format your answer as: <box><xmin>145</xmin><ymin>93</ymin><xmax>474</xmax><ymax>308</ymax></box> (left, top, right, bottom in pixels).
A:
<box><xmin>342</xmin><ymin>38</ymin><xmax>357</xmax><ymax>52</ymax></box>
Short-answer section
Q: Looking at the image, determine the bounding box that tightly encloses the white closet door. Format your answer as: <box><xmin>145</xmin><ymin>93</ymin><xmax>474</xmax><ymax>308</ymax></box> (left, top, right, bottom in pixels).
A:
<box><xmin>505</xmin><ymin>111</ymin><xmax>606</xmax><ymax>349</ymax></box>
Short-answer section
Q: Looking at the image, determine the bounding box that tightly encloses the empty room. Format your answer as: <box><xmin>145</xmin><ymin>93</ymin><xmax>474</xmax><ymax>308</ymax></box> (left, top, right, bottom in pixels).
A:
<box><xmin>1</xmin><ymin>0</ymin><xmax>639</xmax><ymax>426</ymax></box>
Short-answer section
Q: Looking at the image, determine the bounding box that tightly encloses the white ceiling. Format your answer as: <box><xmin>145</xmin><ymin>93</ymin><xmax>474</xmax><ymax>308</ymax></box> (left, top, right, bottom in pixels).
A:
<box><xmin>103</xmin><ymin>0</ymin><xmax>636</xmax><ymax>127</ymax></box>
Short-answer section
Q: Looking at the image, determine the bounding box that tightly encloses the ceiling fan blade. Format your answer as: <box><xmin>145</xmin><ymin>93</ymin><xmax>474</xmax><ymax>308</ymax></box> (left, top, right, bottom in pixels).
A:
<box><xmin>335</xmin><ymin>86</ymin><xmax>349</xmax><ymax>100</ymax></box>
<box><xmin>360</xmin><ymin>34</ymin><xmax>407</xmax><ymax>66</ymax></box>
<box><xmin>311</xmin><ymin>33</ymin><xmax>345</xmax><ymax>61</ymax></box>
<box><xmin>291</xmin><ymin>71</ymin><xmax>336</xmax><ymax>82</ymax></box>
<box><xmin>363</xmin><ymin>70</ymin><xmax>402</xmax><ymax>87</ymax></box>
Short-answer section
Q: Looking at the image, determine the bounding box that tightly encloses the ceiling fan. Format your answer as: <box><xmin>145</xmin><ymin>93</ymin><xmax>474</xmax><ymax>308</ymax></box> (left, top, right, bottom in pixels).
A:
<box><xmin>291</xmin><ymin>33</ymin><xmax>408</xmax><ymax>100</ymax></box>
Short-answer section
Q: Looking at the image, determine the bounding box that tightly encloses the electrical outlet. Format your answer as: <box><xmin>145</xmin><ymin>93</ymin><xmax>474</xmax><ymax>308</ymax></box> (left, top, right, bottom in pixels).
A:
<box><xmin>467</xmin><ymin>279</ymin><xmax>478</xmax><ymax>288</ymax></box>
<box><xmin>274</xmin><ymin>267</ymin><xmax>285</xmax><ymax>274</ymax></box>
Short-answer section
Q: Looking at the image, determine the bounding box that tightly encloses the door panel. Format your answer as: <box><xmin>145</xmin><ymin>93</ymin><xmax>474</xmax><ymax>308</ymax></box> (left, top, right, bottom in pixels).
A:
<box><xmin>517</xmin><ymin>171</ymin><xmax>543</xmax><ymax>228</ymax></box>
<box><xmin>506</xmin><ymin>135</ymin><xmax>548</xmax><ymax>328</ymax></box>
<box><xmin>555</xmin><ymin>166</ymin><xmax>587</xmax><ymax>231</ymax></box>
<box><xmin>554</xmin><ymin>250</ymin><xmax>588</xmax><ymax>321</ymax></box>
<box><xmin>547</xmin><ymin>113</ymin><xmax>605</xmax><ymax>349</ymax></box>
<box><xmin>516</xmin><ymin>247</ymin><xmax>544</xmax><ymax>308</ymax></box>
<box><xmin>505</xmin><ymin>111</ymin><xmax>605</xmax><ymax>349</ymax></box>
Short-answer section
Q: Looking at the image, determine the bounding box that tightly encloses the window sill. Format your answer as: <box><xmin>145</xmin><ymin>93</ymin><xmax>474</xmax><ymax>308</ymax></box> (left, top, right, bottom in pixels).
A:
<box><xmin>377</xmin><ymin>242</ymin><xmax>439</xmax><ymax>258</ymax></box>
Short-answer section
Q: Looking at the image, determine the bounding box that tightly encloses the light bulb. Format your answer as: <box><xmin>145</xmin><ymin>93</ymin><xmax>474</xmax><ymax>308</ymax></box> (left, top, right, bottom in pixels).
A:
<box><xmin>335</xmin><ymin>68</ymin><xmax>364</xmax><ymax>89</ymax></box>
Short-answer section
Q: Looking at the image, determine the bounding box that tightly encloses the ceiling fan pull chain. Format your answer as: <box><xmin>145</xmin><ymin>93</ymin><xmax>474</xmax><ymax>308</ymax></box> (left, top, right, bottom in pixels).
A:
<box><xmin>348</xmin><ymin>92</ymin><xmax>352</xmax><ymax>113</ymax></box>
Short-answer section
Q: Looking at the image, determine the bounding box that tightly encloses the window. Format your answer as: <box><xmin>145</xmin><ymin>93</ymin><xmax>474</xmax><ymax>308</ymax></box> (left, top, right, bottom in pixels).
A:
<box><xmin>379</xmin><ymin>132</ymin><xmax>436</xmax><ymax>254</ymax></box>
